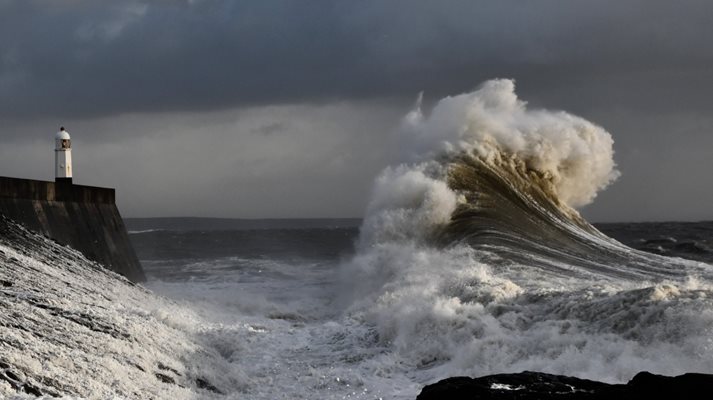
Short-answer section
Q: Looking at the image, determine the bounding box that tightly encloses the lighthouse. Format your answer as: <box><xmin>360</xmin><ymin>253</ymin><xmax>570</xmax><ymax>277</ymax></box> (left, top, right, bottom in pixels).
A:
<box><xmin>55</xmin><ymin>127</ymin><xmax>72</xmax><ymax>183</ymax></box>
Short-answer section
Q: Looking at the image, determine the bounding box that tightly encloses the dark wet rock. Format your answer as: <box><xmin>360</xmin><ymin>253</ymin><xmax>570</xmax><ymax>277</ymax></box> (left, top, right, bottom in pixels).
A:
<box><xmin>4</xmin><ymin>369</ymin><xmax>22</xmax><ymax>382</ymax></box>
<box><xmin>157</xmin><ymin>362</ymin><xmax>182</xmax><ymax>376</ymax></box>
<box><xmin>0</xmin><ymin>370</ymin><xmax>20</xmax><ymax>391</ymax></box>
<box><xmin>196</xmin><ymin>377</ymin><xmax>223</xmax><ymax>394</ymax></box>
<box><xmin>0</xmin><ymin>368</ymin><xmax>47</xmax><ymax>397</ymax></box>
<box><xmin>131</xmin><ymin>362</ymin><xmax>146</xmax><ymax>372</ymax></box>
<box><xmin>20</xmin><ymin>382</ymin><xmax>44</xmax><ymax>396</ymax></box>
<box><xmin>155</xmin><ymin>373</ymin><xmax>175</xmax><ymax>384</ymax></box>
<box><xmin>417</xmin><ymin>371</ymin><xmax>713</xmax><ymax>400</ymax></box>
<box><xmin>627</xmin><ymin>371</ymin><xmax>713</xmax><ymax>398</ymax></box>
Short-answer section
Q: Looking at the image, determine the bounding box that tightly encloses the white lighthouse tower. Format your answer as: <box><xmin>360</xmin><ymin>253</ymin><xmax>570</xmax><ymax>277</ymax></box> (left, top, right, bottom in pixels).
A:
<box><xmin>55</xmin><ymin>127</ymin><xmax>72</xmax><ymax>183</ymax></box>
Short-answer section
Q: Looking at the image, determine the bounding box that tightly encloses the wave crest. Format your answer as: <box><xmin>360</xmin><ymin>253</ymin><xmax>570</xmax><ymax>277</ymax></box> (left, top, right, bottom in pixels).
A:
<box><xmin>402</xmin><ymin>79</ymin><xmax>620</xmax><ymax>208</ymax></box>
<box><xmin>357</xmin><ymin>78</ymin><xmax>686</xmax><ymax>278</ymax></box>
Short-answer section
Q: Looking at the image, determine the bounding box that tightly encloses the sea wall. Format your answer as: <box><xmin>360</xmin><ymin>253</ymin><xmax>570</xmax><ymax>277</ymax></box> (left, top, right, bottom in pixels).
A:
<box><xmin>0</xmin><ymin>176</ymin><xmax>145</xmax><ymax>282</ymax></box>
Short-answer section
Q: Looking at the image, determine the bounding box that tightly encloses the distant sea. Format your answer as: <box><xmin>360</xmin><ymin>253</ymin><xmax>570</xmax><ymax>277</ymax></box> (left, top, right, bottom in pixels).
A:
<box><xmin>126</xmin><ymin>218</ymin><xmax>713</xmax><ymax>263</ymax></box>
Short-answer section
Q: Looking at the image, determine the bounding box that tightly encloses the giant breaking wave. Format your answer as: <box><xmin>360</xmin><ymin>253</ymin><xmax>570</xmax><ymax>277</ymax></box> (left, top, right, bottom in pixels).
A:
<box><xmin>344</xmin><ymin>79</ymin><xmax>713</xmax><ymax>385</ymax></box>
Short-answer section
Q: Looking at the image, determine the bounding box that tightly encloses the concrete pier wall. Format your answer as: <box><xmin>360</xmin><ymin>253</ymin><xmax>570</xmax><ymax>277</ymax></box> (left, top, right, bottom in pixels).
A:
<box><xmin>0</xmin><ymin>176</ymin><xmax>145</xmax><ymax>282</ymax></box>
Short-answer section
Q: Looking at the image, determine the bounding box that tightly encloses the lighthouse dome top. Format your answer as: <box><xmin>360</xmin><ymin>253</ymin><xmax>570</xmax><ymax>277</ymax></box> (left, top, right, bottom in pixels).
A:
<box><xmin>55</xmin><ymin>127</ymin><xmax>70</xmax><ymax>140</ymax></box>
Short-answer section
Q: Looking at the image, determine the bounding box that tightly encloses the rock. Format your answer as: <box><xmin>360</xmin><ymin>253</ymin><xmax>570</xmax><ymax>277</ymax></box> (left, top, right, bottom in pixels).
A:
<box><xmin>626</xmin><ymin>371</ymin><xmax>713</xmax><ymax>398</ymax></box>
<box><xmin>155</xmin><ymin>373</ymin><xmax>175</xmax><ymax>385</ymax></box>
<box><xmin>157</xmin><ymin>362</ymin><xmax>181</xmax><ymax>376</ymax></box>
<box><xmin>196</xmin><ymin>377</ymin><xmax>222</xmax><ymax>394</ymax></box>
<box><xmin>416</xmin><ymin>371</ymin><xmax>713</xmax><ymax>400</ymax></box>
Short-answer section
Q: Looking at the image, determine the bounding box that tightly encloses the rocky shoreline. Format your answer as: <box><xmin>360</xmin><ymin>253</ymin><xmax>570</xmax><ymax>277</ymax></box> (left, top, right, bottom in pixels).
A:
<box><xmin>417</xmin><ymin>371</ymin><xmax>713</xmax><ymax>399</ymax></box>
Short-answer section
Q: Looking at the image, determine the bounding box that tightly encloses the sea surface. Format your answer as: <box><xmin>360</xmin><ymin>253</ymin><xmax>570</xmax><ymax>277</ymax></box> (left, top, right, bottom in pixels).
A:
<box><xmin>126</xmin><ymin>218</ymin><xmax>713</xmax><ymax>399</ymax></box>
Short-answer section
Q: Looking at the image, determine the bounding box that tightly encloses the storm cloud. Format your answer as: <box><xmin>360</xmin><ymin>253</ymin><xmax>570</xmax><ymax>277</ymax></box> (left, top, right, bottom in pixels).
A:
<box><xmin>1</xmin><ymin>0</ymin><xmax>712</xmax><ymax>220</ymax></box>
<box><xmin>2</xmin><ymin>0</ymin><xmax>713</xmax><ymax>119</ymax></box>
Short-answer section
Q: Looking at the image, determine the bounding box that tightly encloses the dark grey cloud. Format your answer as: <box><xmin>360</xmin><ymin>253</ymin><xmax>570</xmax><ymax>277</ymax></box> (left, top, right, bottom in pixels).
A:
<box><xmin>2</xmin><ymin>0</ymin><xmax>713</xmax><ymax>120</ymax></box>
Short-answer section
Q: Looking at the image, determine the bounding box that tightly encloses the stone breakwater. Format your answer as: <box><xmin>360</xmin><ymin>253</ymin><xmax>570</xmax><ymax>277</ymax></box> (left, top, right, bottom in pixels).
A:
<box><xmin>0</xmin><ymin>176</ymin><xmax>144</xmax><ymax>282</ymax></box>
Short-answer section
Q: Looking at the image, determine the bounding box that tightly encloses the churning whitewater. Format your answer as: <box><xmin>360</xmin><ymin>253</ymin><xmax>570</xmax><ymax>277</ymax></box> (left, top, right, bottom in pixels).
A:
<box><xmin>345</xmin><ymin>79</ymin><xmax>713</xmax><ymax>388</ymax></box>
<box><xmin>2</xmin><ymin>80</ymin><xmax>713</xmax><ymax>399</ymax></box>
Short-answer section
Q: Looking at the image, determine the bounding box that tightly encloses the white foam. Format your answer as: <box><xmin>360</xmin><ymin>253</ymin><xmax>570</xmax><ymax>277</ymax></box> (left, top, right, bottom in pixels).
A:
<box><xmin>358</xmin><ymin>163</ymin><xmax>461</xmax><ymax>248</ymax></box>
<box><xmin>399</xmin><ymin>79</ymin><xmax>619</xmax><ymax>207</ymax></box>
<box><xmin>127</xmin><ymin>229</ymin><xmax>165</xmax><ymax>234</ymax></box>
<box><xmin>340</xmin><ymin>240</ymin><xmax>713</xmax><ymax>384</ymax></box>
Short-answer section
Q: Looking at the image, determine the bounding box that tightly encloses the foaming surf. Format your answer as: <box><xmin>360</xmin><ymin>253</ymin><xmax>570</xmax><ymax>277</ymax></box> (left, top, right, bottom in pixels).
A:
<box><xmin>339</xmin><ymin>79</ymin><xmax>713</xmax><ymax>390</ymax></box>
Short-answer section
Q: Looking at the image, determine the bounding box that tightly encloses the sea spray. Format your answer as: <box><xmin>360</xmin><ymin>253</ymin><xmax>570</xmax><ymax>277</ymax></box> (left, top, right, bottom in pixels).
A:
<box><xmin>358</xmin><ymin>163</ymin><xmax>461</xmax><ymax>248</ymax></box>
<box><xmin>398</xmin><ymin>79</ymin><xmax>620</xmax><ymax>208</ymax></box>
<box><xmin>341</xmin><ymin>78</ymin><xmax>713</xmax><ymax>385</ymax></box>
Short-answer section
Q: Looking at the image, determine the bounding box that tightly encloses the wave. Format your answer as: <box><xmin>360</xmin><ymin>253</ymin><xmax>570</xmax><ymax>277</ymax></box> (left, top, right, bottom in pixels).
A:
<box><xmin>128</xmin><ymin>228</ymin><xmax>167</xmax><ymax>234</ymax></box>
<box><xmin>342</xmin><ymin>79</ymin><xmax>713</xmax><ymax>384</ymax></box>
<box><xmin>358</xmin><ymin>78</ymin><xmax>708</xmax><ymax>280</ymax></box>
<box><xmin>441</xmin><ymin>152</ymin><xmax>699</xmax><ymax>280</ymax></box>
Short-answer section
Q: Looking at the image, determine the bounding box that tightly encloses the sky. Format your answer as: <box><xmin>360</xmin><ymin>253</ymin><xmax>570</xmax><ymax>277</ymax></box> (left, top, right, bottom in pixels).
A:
<box><xmin>1</xmin><ymin>0</ymin><xmax>712</xmax><ymax>221</ymax></box>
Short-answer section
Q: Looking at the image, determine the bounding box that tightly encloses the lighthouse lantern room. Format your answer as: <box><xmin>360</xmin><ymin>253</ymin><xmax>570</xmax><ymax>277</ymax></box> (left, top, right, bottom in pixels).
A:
<box><xmin>55</xmin><ymin>126</ymin><xmax>72</xmax><ymax>183</ymax></box>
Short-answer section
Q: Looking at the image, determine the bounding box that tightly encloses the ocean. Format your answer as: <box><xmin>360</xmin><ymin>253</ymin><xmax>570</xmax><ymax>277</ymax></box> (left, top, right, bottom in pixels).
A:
<box><xmin>125</xmin><ymin>218</ymin><xmax>713</xmax><ymax>399</ymax></box>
